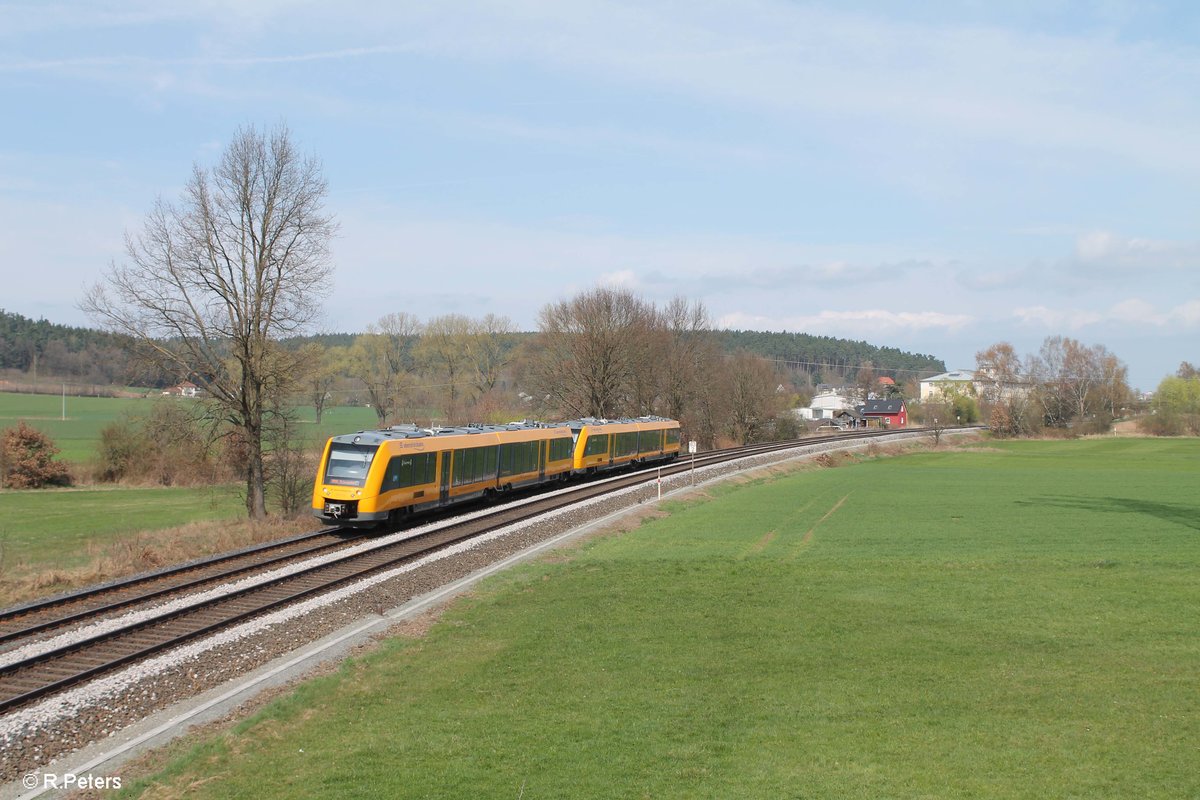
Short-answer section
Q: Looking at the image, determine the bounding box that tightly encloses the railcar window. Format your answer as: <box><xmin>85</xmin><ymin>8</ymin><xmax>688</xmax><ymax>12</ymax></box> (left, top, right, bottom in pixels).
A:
<box><xmin>452</xmin><ymin>446</ymin><xmax>499</xmax><ymax>487</ymax></box>
<box><xmin>548</xmin><ymin>437</ymin><xmax>573</xmax><ymax>462</ymax></box>
<box><xmin>614</xmin><ymin>432</ymin><xmax>638</xmax><ymax>457</ymax></box>
<box><xmin>666</xmin><ymin>429</ymin><xmax>680</xmax><ymax>446</ymax></box>
<box><xmin>381</xmin><ymin>452</ymin><xmax>437</xmax><ymax>492</ymax></box>
<box><xmin>500</xmin><ymin>441</ymin><xmax>540</xmax><ymax>475</ymax></box>
<box><xmin>583</xmin><ymin>434</ymin><xmax>609</xmax><ymax>458</ymax></box>
<box><xmin>324</xmin><ymin>443</ymin><xmax>377</xmax><ymax>487</ymax></box>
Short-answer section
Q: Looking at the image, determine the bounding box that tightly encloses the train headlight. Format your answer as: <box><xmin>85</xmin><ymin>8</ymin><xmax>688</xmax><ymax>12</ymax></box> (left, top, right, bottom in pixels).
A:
<box><xmin>323</xmin><ymin>488</ymin><xmax>330</xmax><ymax>495</ymax></box>
<box><xmin>355</xmin><ymin>490</ymin><xmax>362</xmax><ymax>497</ymax></box>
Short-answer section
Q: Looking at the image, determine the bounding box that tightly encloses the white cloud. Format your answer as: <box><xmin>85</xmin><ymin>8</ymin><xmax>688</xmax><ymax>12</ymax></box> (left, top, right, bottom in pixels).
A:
<box><xmin>1073</xmin><ymin>230</ymin><xmax>1200</xmax><ymax>271</ymax></box>
<box><xmin>598</xmin><ymin>269</ymin><xmax>639</xmax><ymax>289</ymax></box>
<box><xmin>1013</xmin><ymin>298</ymin><xmax>1200</xmax><ymax>330</ymax></box>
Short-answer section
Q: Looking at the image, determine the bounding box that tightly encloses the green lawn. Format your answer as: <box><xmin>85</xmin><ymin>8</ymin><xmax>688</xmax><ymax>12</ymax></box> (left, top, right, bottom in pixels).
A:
<box><xmin>0</xmin><ymin>486</ymin><xmax>246</xmax><ymax>571</ymax></box>
<box><xmin>0</xmin><ymin>392</ymin><xmax>379</xmax><ymax>463</ymax></box>
<box><xmin>0</xmin><ymin>393</ymin><xmax>140</xmax><ymax>462</ymax></box>
<box><xmin>121</xmin><ymin>438</ymin><xmax>1199</xmax><ymax>798</ymax></box>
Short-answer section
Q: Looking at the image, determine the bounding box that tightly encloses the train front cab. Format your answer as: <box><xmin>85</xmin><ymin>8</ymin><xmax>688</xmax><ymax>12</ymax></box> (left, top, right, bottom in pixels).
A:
<box><xmin>313</xmin><ymin>423</ymin><xmax>576</xmax><ymax>528</ymax></box>
<box><xmin>312</xmin><ymin>433</ymin><xmax>397</xmax><ymax>526</ymax></box>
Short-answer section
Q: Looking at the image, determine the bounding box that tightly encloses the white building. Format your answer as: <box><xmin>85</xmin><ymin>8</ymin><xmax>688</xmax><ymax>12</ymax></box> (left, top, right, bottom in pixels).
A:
<box><xmin>798</xmin><ymin>389</ymin><xmax>855</xmax><ymax>420</ymax></box>
<box><xmin>918</xmin><ymin>370</ymin><xmax>978</xmax><ymax>401</ymax></box>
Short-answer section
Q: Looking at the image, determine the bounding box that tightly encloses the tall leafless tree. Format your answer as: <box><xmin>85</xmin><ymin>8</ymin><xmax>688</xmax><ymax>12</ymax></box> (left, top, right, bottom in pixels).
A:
<box><xmin>975</xmin><ymin>341</ymin><xmax>1037</xmax><ymax>437</ymax></box>
<box><xmin>724</xmin><ymin>351</ymin><xmax>781</xmax><ymax>444</ymax></box>
<box><xmin>416</xmin><ymin>313</ymin><xmax>475</xmax><ymax>423</ymax></box>
<box><xmin>532</xmin><ymin>287</ymin><xmax>657</xmax><ymax>418</ymax></box>
<box><xmin>82</xmin><ymin>124</ymin><xmax>336</xmax><ymax>518</ymax></box>
<box><xmin>469</xmin><ymin>313</ymin><xmax>516</xmax><ymax>396</ymax></box>
<box><xmin>350</xmin><ymin>312</ymin><xmax>420</xmax><ymax>426</ymax></box>
<box><xmin>660</xmin><ymin>297</ymin><xmax>712</xmax><ymax>420</ymax></box>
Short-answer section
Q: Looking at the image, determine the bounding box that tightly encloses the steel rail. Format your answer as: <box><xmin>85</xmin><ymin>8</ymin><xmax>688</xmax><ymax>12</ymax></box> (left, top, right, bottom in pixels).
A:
<box><xmin>0</xmin><ymin>531</ymin><xmax>365</xmax><ymax>647</ymax></box>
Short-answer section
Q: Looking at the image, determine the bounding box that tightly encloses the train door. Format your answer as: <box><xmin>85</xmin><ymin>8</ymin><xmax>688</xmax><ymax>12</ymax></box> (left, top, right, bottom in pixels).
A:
<box><xmin>539</xmin><ymin>440</ymin><xmax>546</xmax><ymax>481</ymax></box>
<box><xmin>439</xmin><ymin>451</ymin><xmax>452</xmax><ymax>504</ymax></box>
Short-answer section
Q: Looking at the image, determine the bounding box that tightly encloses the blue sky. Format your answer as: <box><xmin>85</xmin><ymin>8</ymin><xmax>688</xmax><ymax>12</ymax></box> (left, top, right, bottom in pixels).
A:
<box><xmin>1</xmin><ymin>1</ymin><xmax>1197</xmax><ymax>390</ymax></box>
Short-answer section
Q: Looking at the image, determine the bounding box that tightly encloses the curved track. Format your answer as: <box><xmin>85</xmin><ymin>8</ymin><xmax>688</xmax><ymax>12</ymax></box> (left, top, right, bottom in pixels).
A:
<box><xmin>0</xmin><ymin>427</ymin><xmax>970</xmax><ymax>714</ymax></box>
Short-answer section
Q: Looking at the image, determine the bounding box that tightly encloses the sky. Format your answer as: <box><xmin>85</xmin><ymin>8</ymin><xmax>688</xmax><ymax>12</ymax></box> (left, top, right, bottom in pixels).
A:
<box><xmin>1</xmin><ymin>1</ymin><xmax>1197</xmax><ymax>391</ymax></box>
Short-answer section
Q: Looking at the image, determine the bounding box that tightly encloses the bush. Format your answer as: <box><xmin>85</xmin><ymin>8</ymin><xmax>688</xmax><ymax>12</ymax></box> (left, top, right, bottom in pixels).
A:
<box><xmin>2</xmin><ymin>422</ymin><xmax>72</xmax><ymax>489</ymax></box>
<box><xmin>987</xmin><ymin>401</ymin><xmax>1042</xmax><ymax>439</ymax></box>
<box><xmin>96</xmin><ymin>402</ymin><xmax>232</xmax><ymax>486</ymax></box>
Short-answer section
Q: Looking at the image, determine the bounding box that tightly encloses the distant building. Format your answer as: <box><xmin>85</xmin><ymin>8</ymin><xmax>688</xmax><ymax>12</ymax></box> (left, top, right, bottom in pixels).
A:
<box><xmin>919</xmin><ymin>369</ymin><xmax>1032</xmax><ymax>403</ymax></box>
<box><xmin>798</xmin><ymin>389</ymin><xmax>854</xmax><ymax>421</ymax></box>
<box><xmin>918</xmin><ymin>370</ymin><xmax>977</xmax><ymax>401</ymax></box>
<box><xmin>162</xmin><ymin>381</ymin><xmax>201</xmax><ymax>398</ymax></box>
<box><xmin>860</xmin><ymin>398</ymin><xmax>908</xmax><ymax>428</ymax></box>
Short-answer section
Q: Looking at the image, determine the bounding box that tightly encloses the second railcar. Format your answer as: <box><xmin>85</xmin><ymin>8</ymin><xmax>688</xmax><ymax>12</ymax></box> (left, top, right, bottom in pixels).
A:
<box><xmin>569</xmin><ymin>416</ymin><xmax>682</xmax><ymax>473</ymax></box>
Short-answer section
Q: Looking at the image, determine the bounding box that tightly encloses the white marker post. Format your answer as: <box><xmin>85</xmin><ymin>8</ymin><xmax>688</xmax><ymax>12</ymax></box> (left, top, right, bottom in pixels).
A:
<box><xmin>688</xmin><ymin>440</ymin><xmax>697</xmax><ymax>485</ymax></box>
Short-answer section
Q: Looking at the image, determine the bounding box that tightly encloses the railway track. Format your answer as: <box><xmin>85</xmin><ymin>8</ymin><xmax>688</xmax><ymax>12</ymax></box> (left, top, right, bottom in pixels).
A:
<box><xmin>0</xmin><ymin>427</ymin><xmax>959</xmax><ymax>716</ymax></box>
<box><xmin>0</xmin><ymin>528</ymin><xmax>366</xmax><ymax>649</ymax></box>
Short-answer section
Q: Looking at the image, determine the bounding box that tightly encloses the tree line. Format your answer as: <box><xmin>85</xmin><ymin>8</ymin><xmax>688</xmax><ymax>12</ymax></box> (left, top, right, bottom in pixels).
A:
<box><xmin>0</xmin><ymin>309</ymin><xmax>171</xmax><ymax>389</ymax></box>
<box><xmin>972</xmin><ymin>338</ymin><xmax>1135</xmax><ymax>437</ymax></box>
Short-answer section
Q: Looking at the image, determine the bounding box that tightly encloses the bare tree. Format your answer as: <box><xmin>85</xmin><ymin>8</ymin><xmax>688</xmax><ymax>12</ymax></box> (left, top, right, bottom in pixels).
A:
<box><xmin>350</xmin><ymin>312</ymin><xmax>420</xmax><ymax>425</ymax></box>
<box><xmin>416</xmin><ymin>314</ymin><xmax>475</xmax><ymax>423</ymax></box>
<box><xmin>300</xmin><ymin>343</ymin><xmax>342</xmax><ymax>424</ymax></box>
<box><xmin>725</xmin><ymin>351</ymin><xmax>781</xmax><ymax>444</ymax></box>
<box><xmin>854</xmin><ymin>361</ymin><xmax>876</xmax><ymax>400</ymax></box>
<box><xmin>1096</xmin><ymin>349</ymin><xmax>1132</xmax><ymax>420</ymax></box>
<box><xmin>660</xmin><ymin>297</ymin><xmax>713</xmax><ymax>420</ymax></box>
<box><xmin>975</xmin><ymin>342</ymin><xmax>1037</xmax><ymax>437</ymax></box>
<box><xmin>469</xmin><ymin>313</ymin><xmax>516</xmax><ymax>396</ymax></box>
<box><xmin>83</xmin><ymin>124</ymin><xmax>335</xmax><ymax>518</ymax></box>
<box><xmin>531</xmin><ymin>287</ymin><xmax>657</xmax><ymax>418</ymax></box>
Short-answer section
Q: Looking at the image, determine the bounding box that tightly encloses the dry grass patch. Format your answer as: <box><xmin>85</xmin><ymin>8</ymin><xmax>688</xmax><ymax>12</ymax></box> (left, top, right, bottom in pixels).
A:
<box><xmin>0</xmin><ymin>516</ymin><xmax>321</xmax><ymax>608</ymax></box>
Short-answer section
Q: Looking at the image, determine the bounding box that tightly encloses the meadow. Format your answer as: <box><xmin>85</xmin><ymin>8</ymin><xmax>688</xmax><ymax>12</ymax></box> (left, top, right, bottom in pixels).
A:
<box><xmin>0</xmin><ymin>391</ymin><xmax>379</xmax><ymax>463</ymax></box>
<box><xmin>0</xmin><ymin>486</ymin><xmax>245</xmax><ymax>570</ymax></box>
<box><xmin>117</xmin><ymin>437</ymin><xmax>1199</xmax><ymax>799</ymax></box>
<box><xmin>0</xmin><ymin>390</ymin><xmax>372</xmax><ymax>601</ymax></box>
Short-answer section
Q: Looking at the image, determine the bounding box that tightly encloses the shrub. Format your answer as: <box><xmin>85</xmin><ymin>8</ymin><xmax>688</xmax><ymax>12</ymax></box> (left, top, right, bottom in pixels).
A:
<box><xmin>2</xmin><ymin>422</ymin><xmax>72</xmax><ymax>489</ymax></box>
<box><xmin>96</xmin><ymin>401</ymin><xmax>233</xmax><ymax>486</ymax></box>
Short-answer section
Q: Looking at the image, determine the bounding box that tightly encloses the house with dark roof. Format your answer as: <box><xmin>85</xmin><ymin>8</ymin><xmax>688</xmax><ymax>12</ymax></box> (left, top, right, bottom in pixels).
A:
<box><xmin>833</xmin><ymin>408</ymin><xmax>865</xmax><ymax>429</ymax></box>
<box><xmin>859</xmin><ymin>398</ymin><xmax>907</xmax><ymax>428</ymax></box>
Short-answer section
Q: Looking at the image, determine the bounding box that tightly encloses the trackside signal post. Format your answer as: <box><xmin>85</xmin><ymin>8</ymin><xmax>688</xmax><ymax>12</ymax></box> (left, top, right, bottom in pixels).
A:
<box><xmin>689</xmin><ymin>440</ymin><xmax>697</xmax><ymax>485</ymax></box>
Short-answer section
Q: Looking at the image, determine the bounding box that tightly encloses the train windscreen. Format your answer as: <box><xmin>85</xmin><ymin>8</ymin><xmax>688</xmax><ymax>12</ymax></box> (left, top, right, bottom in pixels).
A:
<box><xmin>324</xmin><ymin>443</ymin><xmax>377</xmax><ymax>487</ymax></box>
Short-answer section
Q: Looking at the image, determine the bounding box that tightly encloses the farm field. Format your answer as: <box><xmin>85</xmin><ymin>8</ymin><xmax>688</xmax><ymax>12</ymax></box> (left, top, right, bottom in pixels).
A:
<box><xmin>0</xmin><ymin>391</ymin><xmax>379</xmax><ymax>463</ymax></box>
<box><xmin>119</xmin><ymin>438</ymin><xmax>1200</xmax><ymax>799</ymax></box>
<box><xmin>0</xmin><ymin>486</ymin><xmax>245</xmax><ymax>572</ymax></box>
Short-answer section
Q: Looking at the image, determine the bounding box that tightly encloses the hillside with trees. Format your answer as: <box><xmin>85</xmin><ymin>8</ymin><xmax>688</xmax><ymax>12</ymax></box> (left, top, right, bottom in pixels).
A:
<box><xmin>0</xmin><ymin>309</ymin><xmax>169</xmax><ymax>389</ymax></box>
<box><xmin>3</xmin><ymin>313</ymin><xmax>944</xmax><ymax>398</ymax></box>
<box><xmin>712</xmin><ymin>330</ymin><xmax>944</xmax><ymax>384</ymax></box>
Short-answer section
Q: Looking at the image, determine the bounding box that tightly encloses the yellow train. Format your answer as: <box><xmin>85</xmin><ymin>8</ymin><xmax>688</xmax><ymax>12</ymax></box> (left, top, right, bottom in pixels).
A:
<box><xmin>312</xmin><ymin>417</ymin><xmax>681</xmax><ymax>527</ymax></box>
<box><xmin>568</xmin><ymin>416</ymin><xmax>682</xmax><ymax>472</ymax></box>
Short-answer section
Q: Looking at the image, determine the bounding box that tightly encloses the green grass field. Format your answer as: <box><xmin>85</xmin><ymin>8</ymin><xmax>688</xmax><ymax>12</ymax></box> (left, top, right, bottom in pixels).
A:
<box><xmin>0</xmin><ymin>392</ymin><xmax>379</xmax><ymax>463</ymax></box>
<box><xmin>0</xmin><ymin>486</ymin><xmax>246</xmax><ymax>571</ymax></box>
<box><xmin>118</xmin><ymin>438</ymin><xmax>1200</xmax><ymax>799</ymax></box>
